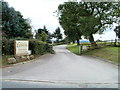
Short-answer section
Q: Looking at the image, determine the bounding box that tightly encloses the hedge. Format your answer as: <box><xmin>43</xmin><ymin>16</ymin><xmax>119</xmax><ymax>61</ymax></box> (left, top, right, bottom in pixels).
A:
<box><xmin>29</xmin><ymin>39</ymin><xmax>53</xmax><ymax>55</ymax></box>
<box><xmin>2</xmin><ymin>38</ymin><xmax>54</xmax><ymax>55</ymax></box>
<box><xmin>2</xmin><ymin>37</ymin><xmax>14</xmax><ymax>55</ymax></box>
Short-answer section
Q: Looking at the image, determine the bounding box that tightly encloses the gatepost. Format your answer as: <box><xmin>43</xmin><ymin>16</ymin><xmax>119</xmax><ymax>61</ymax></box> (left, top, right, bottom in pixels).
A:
<box><xmin>79</xmin><ymin>45</ymin><xmax>82</xmax><ymax>55</ymax></box>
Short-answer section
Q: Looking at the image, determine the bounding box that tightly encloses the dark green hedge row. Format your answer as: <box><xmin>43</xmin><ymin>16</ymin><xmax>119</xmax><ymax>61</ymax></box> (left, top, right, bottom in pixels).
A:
<box><xmin>2</xmin><ymin>38</ymin><xmax>54</xmax><ymax>55</ymax></box>
<box><xmin>29</xmin><ymin>39</ymin><xmax>54</xmax><ymax>55</ymax></box>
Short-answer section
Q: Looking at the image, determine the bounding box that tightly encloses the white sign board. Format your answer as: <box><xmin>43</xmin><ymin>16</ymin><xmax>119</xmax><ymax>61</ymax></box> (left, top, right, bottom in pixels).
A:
<box><xmin>15</xmin><ymin>40</ymin><xmax>29</xmax><ymax>56</ymax></box>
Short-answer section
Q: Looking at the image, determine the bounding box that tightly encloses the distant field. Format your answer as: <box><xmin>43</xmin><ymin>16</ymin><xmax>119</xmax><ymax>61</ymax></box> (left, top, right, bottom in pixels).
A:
<box><xmin>67</xmin><ymin>44</ymin><xmax>119</xmax><ymax>64</ymax></box>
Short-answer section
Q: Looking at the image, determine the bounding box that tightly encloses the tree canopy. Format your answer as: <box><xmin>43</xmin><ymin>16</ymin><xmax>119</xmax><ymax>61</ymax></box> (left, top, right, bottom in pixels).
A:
<box><xmin>58</xmin><ymin>2</ymin><xmax>118</xmax><ymax>46</ymax></box>
<box><xmin>2</xmin><ymin>1</ymin><xmax>33</xmax><ymax>39</ymax></box>
<box><xmin>35</xmin><ymin>26</ymin><xmax>52</xmax><ymax>43</ymax></box>
<box><xmin>52</xmin><ymin>27</ymin><xmax>62</xmax><ymax>42</ymax></box>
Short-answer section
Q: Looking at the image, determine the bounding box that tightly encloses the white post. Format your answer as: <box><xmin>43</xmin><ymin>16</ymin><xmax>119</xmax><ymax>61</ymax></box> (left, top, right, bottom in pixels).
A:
<box><xmin>79</xmin><ymin>45</ymin><xmax>81</xmax><ymax>55</ymax></box>
<box><xmin>79</xmin><ymin>45</ymin><xmax>82</xmax><ymax>55</ymax></box>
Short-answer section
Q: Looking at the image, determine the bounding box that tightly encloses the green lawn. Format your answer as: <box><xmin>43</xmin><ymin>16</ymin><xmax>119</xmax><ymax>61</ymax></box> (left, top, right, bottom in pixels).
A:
<box><xmin>67</xmin><ymin>44</ymin><xmax>119</xmax><ymax>64</ymax></box>
<box><xmin>66</xmin><ymin>44</ymin><xmax>79</xmax><ymax>55</ymax></box>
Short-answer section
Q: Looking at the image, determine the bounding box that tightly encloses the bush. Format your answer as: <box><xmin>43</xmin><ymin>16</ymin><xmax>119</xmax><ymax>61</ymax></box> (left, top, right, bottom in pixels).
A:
<box><xmin>2</xmin><ymin>38</ymin><xmax>54</xmax><ymax>55</ymax></box>
<box><xmin>2</xmin><ymin>37</ymin><xmax>14</xmax><ymax>55</ymax></box>
<box><xmin>2</xmin><ymin>37</ymin><xmax>27</xmax><ymax>55</ymax></box>
<box><xmin>29</xmin><ymin>40</ymin><xmax>45</xmax><ymax>55</ymax></box>
<box><xmin>29</xmin><ymin>39</ymin><xmax>54</xmax><ymax>55</ymax></box>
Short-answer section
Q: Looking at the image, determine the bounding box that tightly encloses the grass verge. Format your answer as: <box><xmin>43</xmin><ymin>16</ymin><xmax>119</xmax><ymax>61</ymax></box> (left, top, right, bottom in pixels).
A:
<box><xmin>1</xmin><ymin>55</ymin><xmax>37</xmax><ymax>68</ymax></box>
<box><xmin>66</xmin><ymin>43</ymin><xmax>79</xmax><ymax>55</ymax></box>
<box><xmin>67</xmin><ymin>44</ymin><xmax>119</xmax><ymax>64</ymax></box>
<box><xmin>1</xmin><ymin>51</ymin><xmax>55</xmax><ymax>68</ymax></box>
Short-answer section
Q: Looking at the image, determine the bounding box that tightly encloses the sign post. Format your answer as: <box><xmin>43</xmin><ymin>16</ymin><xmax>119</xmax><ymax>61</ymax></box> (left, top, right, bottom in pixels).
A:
<box><xmin>14</xmin><ymin>40</ymin><xmax>30</xmax><ymax>56</ymax></box>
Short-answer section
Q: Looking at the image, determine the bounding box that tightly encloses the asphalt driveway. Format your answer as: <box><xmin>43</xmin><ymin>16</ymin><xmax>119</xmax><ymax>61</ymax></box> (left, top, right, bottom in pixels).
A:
<box><xmin>1</xmin><ymin>45</ymin><xmax>118</xmax><ymax>88</ymax></box>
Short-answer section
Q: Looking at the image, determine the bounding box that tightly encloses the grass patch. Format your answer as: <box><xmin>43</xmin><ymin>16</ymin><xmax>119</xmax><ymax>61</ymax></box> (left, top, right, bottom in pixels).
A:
<box><xmin>84</xmin><ymin>47</ymin><xmax>119</xmax><ymax>64</ymax></box>
<box><xmin>67</xmin><ymin>44</ymin><xmax>119</xmax><ymax>64</ymax></box>
<box><xmin>66</xmin><ymin>43</ymin><xmax>79</xmax><ymax>55</ymax></box>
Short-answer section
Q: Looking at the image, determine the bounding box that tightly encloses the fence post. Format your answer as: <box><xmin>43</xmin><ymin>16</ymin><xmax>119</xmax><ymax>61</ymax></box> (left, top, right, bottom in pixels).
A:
<box><xmin>79</xmin><ymin>45</ymin><xmax>80</xmax><ymax>55</ymax></box>
<box><xmin>79</xmin><ymin>45</ymin><xmax>82</xmax><ymax>55</ymax></box>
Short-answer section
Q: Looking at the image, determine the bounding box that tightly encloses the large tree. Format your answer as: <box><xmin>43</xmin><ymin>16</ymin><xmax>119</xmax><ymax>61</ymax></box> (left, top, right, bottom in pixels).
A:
<box><xmin>58</xmin><ymin>2</ymin><xmax>118</xmax><ymax>46</ymax></box>
<box><xmin>2</xmin><ymin>1</ymin><xmax>33</xmax><ymax>39</ymax></box>
<box><xmin>58</xmin><ymin>2</ymin><xmax>82</xmax><ymax>45</ymax></box>
<box><xmin>83</xmin><ymin>2</ymin><xmax>118</xmax><ymax>46</ymax></box>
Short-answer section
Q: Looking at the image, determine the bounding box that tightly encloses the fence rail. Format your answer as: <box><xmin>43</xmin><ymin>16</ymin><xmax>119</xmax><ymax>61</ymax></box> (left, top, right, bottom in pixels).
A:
<box><xmin>79</xmin><ymin>39</ymin><xmax>120</xmax><ymax>55</ymax></box>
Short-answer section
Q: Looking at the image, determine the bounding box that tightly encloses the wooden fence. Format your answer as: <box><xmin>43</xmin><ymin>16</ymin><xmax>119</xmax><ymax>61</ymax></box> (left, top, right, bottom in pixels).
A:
<box><xmin>78</xmin><ymin>39</ymin><xmax>120</xmax><ymax>55</ymax></box>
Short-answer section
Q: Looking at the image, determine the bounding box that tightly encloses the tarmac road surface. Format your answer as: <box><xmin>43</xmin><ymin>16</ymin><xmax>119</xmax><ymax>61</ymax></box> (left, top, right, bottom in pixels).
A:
<box><xmin>1</xmin><ymin>45</ymin><xmax>118</xmax><ymax>88</ymax></box>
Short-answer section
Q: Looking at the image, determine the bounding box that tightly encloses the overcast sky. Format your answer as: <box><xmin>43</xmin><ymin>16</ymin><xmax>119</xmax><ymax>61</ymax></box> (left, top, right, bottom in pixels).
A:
<box><xmin>5</xmin><ymin>0</ymin><xmax>117</xmax><ymax>40</ymax></box>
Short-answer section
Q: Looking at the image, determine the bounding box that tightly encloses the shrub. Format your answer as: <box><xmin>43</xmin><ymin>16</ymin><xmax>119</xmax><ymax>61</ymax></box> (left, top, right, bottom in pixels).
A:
<box><xmin>2</xmin><ymin>37</ymin><xmax>26</xmax><ymax>55</ymax></box>
<box><xmin>29</xmin><ymin>39</ymin><xmax>54</xmax><ymax>55</ymax></box>
<box><xmin>2</xmin><ymin>38</ymin><xmax>54</xmax><ymax>55</ymax></box>
<box><xmin>2</xmin><ymin>37</ymin><xmax>14</xmax><ymax>55</ymax></box>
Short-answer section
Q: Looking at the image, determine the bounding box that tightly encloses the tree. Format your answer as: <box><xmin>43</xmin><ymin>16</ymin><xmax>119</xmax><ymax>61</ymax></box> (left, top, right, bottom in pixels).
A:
<box><xmin>114</xmin><ymin>26</ymin><xmax>120</xmax><ymax>39</ymax></box>
<box><xmin>2</xmin><ymin>1</ymin><xmax>33</xmax><ymax>39</ymax></box>
<box><xmin>43</xmin><ymin>26</ymin><xmax>52</xmax><ymax>43</ymax></box>
<box><xmin>113</xmin><ymin>26</ymin><xmax>119</xmax><ymax>47</ymax></box>
<box><xmin>35</xmin><ymin>26</ymin><xmax>52</xmax><ymax>43</ymax></box>
<box><xmin>58</xmin><ymin>2</ymin><xmax>82</xmax><ymax>45</ymax></box>
<box><xmin>57</xmin><ymin>2</ymin><xmax>118</xmax><ymax>46</ymax></box>
<box><xmin>46</xmin><ymin>32</ymin><xmax>52</xmax><ymax>43</ymax></box>
<box><xmin>43</xmin><ymin>25</ymin><xmax>48</xmax><ymax>35</ymax></box>
<box><xmin>79</xmin><ymin>2</ymin><xmax>118</xmax><ymax>46</ymax></box>
<box><xmin>52</xmin><ymin>27</ymin><xmax>62</xmax><ymax>42</ymax></box>
<box><xmin>35</xmin><ymin>31</ymin><xmax>48</xmax><ymax>42</ymax></box>
<box><xmin>40</xmin><ymin>31</ymin><xmax>48</xmax><ymax>42</ymax></box>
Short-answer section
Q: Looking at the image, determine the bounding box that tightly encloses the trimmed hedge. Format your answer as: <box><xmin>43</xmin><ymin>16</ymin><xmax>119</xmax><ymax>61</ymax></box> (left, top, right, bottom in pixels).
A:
<box><xmin>2</xmin><ymin>38</ymin><xmax>54</xmax><ymax>55</ymax></box>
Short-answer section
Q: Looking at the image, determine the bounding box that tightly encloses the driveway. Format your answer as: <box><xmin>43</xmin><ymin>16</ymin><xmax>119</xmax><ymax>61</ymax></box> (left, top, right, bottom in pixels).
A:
<box><xmin>1</xmin><ymin>45</ymin><xmax>118</xmax><ymax>88</ymax></box>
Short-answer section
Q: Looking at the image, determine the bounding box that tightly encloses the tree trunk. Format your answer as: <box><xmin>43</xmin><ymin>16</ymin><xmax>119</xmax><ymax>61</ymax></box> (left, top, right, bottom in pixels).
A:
<box><xmin>114</xmin><ymin>39</ymin><xmax>117</xmax><ymax>47</ymax></box>
<box><xmin>76</xmin><ymin>39</ymin><xmax>80</xmax><ymax>45</ymax></box>
<box><xmin>89</xmin><ymin>34</ymin><xmax>97</xmax><ymax>47</ymax></box>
